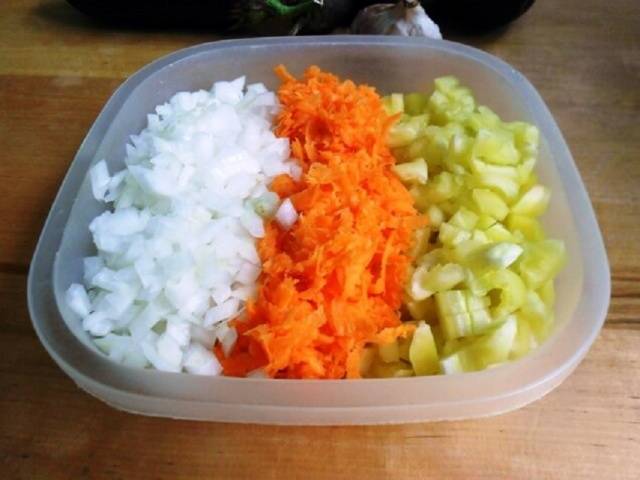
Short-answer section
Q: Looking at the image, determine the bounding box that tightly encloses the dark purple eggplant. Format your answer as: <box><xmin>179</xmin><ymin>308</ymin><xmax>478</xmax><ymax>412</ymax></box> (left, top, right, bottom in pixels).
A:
<box><xmin>229</xmin><ymin>0</ymin><xmax>361</xmax><ymax>35</ymax></box>
<box><xmin>421</xmin><ymin>0</ymin><xmax>535</xmax><ymax>33</ymax></box>
<box><xmin>65</xmin><ymin>0</ymin><xmax>235</xmax><ymax>29</ymax></box>
<box><xmin>296</xmin><ymin>0</ymin><xmax>361</xmax><ymax>34</ymax></box>
<box><xmin>65</xmin><ymin>0</ymin><xmax>378</xmax><ymax>34</ymax></box>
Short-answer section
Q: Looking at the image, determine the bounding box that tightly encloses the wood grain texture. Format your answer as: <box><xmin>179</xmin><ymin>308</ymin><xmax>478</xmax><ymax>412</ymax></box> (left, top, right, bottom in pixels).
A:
<box><xmin>1</xmin><ymin>0</ymin><xmax>639</xmax><ymax>479</ymax></box>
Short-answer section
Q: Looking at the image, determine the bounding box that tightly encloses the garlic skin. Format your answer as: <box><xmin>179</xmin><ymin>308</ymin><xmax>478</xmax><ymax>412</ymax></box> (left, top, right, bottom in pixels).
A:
<box><xmin>350</xmin><ymin>3</ymin><xmax>399</xmax><ymax>35</ymax></box>
<box><xmin>351</xmin><ymin>1</ymin><xmax>442</xmax><ymax>39</ymax></box>
<box><xmin>391</xmin><ymin>4</ymin><xmax>442</xmax><ymax>39</ymax></box>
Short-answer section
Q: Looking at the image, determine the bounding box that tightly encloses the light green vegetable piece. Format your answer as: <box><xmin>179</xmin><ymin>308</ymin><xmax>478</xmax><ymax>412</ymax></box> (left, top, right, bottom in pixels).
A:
<box><xmin>473</xmin><ymin>127</ymin><xmax>520</xmax><ymax>166</ymax></box>
<box><xmin>538</xmin><ymin>280</ymin><xmax>555</xmax><ymax>308</ymax></box>
<box><xmin>409</xmin><ymin>263</ymin><xmax>465</xmax><ymax>300</ymax></box>
<box><xmin>481</xmin><ymin>269</ymin><xmax>527</xmax><ymax>320</ymax></box>
<box><xmin>378</xmin><ymin>341</ymin><xmax>401</xmax><ymax>364</ymax></box>
<box><xmin>510</xmin><ymin>314</ymin><xmax>539</xmax><ymax>359</ymax></box>
<box><xmin>427</xmin><ymin>204</ymin><xmax>444</xmax><ymax>228</ymax></box>
<box><xmin>409</xmin><ymin>322</ymin><xmax>441</xmax><ymax>375</ymax></box>
<box><xmin>442</xmin><ymin>315</ymin><xmax>518</xmax><ymax>372</ymax></box>
<box><xmin>388</xmin><ymin>114</ymin><xmax>429</xmax><ymax>148</ymax></box>
<box><xmin>410</xmin><ymin>227</ymin><xmax>431</xmax><ymax>260</ymax></box>
<box><xmin>392</xmin><ymin>157</ymin><xmax>429</xmax><ymax>184</ymax></box>
<box><xmin>484</xmin><ymin>242</ymin><xmax>524</xmax><ymax>269</ymax></box>
<box><xmin>436</xmin><ymin>290</ymin><xmax>472</xmax><ymax>339</ymax></box>
<box><xmin>520</xmin><ymin>290</ymin><xmax>553</xmax><ymax>341</ymax></box>
<box><xmin>439</xmin><ymin>352</ymin><xmax>466</xmax><ymax>374</ymax></box>
<box><xmin>517</xmin><ymin>156</ymin><xmax>537</xmax><ymax>184</ymax></box>
<box><xmin>467</xmin><ymin>315</ymin><xmax>518</xmax><ymax>369</ymax></box>
<box><xmin>484</xmin><ymin>223</ymin><xmax>517</xmax><ymax>243</ymax></box>
<box><xmin>468</xmin><ymin>159</ymin><xmax>520</xmax><ymax>200</ymax></box>
<box><xmin>449</xmin><ymin>206</ymin><xmax>479</xmax><ymax>231</ymax></box>
<box><xmin>508</xmin><ymin>121</ymin><xmax>540</xmax><ymax>157</ymax></box>
<box><xmin>518</xmin><ymin>239</ymin><xmax>566</xmax><ymax>289</ymax></box>
<box><xmin>464</xmin><ymin>291</ymin><xmax>494</xmax><ymax>334</ymax></box>
<box><xmin>511</xmin><ymin>185</ymin><xmax>551</xmax><ymax>217</ymax></box>
<box><xmin>371</xmin><ymin>361</ymin><xmax>414</xmax><ymax>378</ymax></box>
<box><xmin>429</xmin><ymin>77</ymin><xmax>476</xmax><ymax>125</ymax></box>
<box><xmin>454</xmin><ymin>241</ymin><xmax>523</xmax><ymax>273</ymax></box>
<box><xmin>439</xmin><ymin>222</ymin><xmax>472</xmax><ymax>246</ymax></box>
<box><xmin>507</xmin><ymin>214</ymin><xmax>545</xmax><ymax>241</ymax></box>
<box><xmin>382</xmin><ymin>93</ymin><xmax>404</xmax><ymax>115</ymax></box>
<box><xmin>381</xmin><ymin>76</ymin><xmax>566</xmax><ymax>376</ymax></box>
<box><xmin>472</xmin><ymin>188</ymin><xmax>509</xmax><ymax>221</ymax></box>
<box><xmin>404</xmin><ymin>93</ymin><xmax>430</xmax><ymax>115</ymax></box>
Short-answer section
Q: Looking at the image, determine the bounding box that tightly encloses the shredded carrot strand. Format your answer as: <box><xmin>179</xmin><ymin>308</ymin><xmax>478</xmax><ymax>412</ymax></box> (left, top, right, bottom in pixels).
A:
<box><xmin>219</xmin><ymin>66</ymin><xmax>421</xmax><ymax>379</ymax></box>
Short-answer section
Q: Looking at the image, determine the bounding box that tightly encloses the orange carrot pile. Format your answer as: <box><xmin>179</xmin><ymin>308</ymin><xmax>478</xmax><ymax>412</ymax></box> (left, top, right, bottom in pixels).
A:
<box><xmin>218</xmin><ymin>66</ymin><xmax>423</xmax><ymax>379</ymax></box>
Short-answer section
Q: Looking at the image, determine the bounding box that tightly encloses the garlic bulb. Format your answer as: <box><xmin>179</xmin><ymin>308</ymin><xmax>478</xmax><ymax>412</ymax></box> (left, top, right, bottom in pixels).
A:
<box><xmin>351</xmin><ymin>0</ymin><xmax>442</xmax><ymax>39</ymax></box>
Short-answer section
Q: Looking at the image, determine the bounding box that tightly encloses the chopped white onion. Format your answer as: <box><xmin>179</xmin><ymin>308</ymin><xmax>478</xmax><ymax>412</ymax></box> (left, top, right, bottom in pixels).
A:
<box><xmin>82</xmin><ymin>311</ymin><xmax>112</xmax><ymax>337</ymax></box>
<box><xmin>183</xmin><ymin>343</ymin><xmax>223</xmax><ymax>375</ymax></box>
<box><xmin>166</xmin><ymin>319</ymin><xmax>191</xmax><ymax>347</ymax></box>
<box><xmin>156</xmin><ymin>333</ymin><xmax>184</xmax><ymax>369</ymax></box>
<box><xmin>236</xmin><ymin>261</ymin><xmax>261</xmax><ymax>285</ymax></box>
<box><xmin>219</xmin><ymin>326</ymin><xmax>238</xmax><ymax>357</ymax></box>
<box><xmin>65</xmin><ymin>283</ymin><xmax>91</xmax><ymax>318</ymax></box>
<box><xmin>67</xmin><ymin>77</ymin><xmax>292</xmax><ymax>375</ymax></box>
<box><xmin>89</xmin><ymin>160</ymin><xmax>110</xmax><ymax>201</ymax></box>
<box><xmin>204</xmin><ymin>298</ymin><xmax>240</xmax><ymax>328</ymax></box>
<box><xmin>83</xmin><ymin>256</ymin><xmax>104</xmax><ymax>285</ymax></box>
<box><xmin>289</xmin><ymin>163</ymin><xmax>303</xmax><ymax>181</ymax></box>
<box><xmin>275</xmin><ymin>198</ymin><xmax>298</xmax><ymax>230</ymax></box>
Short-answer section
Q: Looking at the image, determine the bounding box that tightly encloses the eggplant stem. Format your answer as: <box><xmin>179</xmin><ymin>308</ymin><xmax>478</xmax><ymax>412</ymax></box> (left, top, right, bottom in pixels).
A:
<box><xmin>265</xmin><ymin>0</ymin><xmax>316</xmax><ymax>17</ymax></box>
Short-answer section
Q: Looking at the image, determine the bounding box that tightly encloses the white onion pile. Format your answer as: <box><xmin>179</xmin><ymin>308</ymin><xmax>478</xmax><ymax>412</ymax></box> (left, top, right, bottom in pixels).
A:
<box><xmin>66</xmin><ymin>77</ymin><xmax>298</xmax><ymax>374</ymax></box>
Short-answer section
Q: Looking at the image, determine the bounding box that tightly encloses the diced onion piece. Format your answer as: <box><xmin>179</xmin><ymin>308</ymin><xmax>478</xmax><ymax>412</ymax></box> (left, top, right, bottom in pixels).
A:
<box><xmin>204</xmin><ymin>298</ymin><xmax>240</xmax><ymax>327</ymax></box>
<box><xmin>65</xmin><ymin>283</ymin><xmax>92</xmax><ymax>318</ymax></box>
<box><xmin>166</xmin><ymin>320</ymin><xmax>190</xmax><ymax>347</ymax></box>
<box><xmin>89</xmin><ymin>160</ymin><xmax>110</xmax><ymax>201</ymax></box>
<box><xmin>219</xmin><ymin>326</ymin><xmax>238</xmax><ymax>357</ymax></box>
<box><xmin>82</xmin><ymin>311</ymin><xmax>112</xmax><ymax>337</ymax></box>
<box><xmin>289</xmin><ymin>163</ymin><xmax>303</xmax><ymax>182</ymax></box>
<box><xmin>275</xmin><ymin>198</ymin><xmax>298</xmax><ymax>230</ymax></box>
<box><xmin>184</xmin><ymin>343</ymin><xmax>223</xmax><ymax>375</ymax></box>
<box><xmin>156</xmin><ymin>333</ymin><xmax>183</xmax><ymax>369</ymax></box>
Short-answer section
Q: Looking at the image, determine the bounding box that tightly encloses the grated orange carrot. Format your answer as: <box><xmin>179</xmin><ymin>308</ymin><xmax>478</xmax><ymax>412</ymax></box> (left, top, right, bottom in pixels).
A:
<box><xmin>219</xmin><ymin>66</ymin><xmax>423</xmax><ymax>379</ymax></box>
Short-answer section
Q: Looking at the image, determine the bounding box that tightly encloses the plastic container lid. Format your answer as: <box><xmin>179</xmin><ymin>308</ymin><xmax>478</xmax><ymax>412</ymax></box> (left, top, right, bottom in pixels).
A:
<box><xmin>28</xmin><ymin>36</ymin><xmax>610</xmax><ymax>425</ymax></box>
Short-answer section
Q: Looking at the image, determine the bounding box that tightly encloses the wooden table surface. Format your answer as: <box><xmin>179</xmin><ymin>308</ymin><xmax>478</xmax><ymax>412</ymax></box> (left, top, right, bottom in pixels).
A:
<box><xmin>1</xmin><ymin>1</ymin><xmax>639</xmax><ymax>478</ymax></box>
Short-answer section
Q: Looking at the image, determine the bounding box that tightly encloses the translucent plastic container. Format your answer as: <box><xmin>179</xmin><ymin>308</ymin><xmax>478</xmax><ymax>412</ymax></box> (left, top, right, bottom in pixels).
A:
<box><xmin>28</xmin><ymin>36</ymin><xmax>610</xmax><ymax>425</ymax></box>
